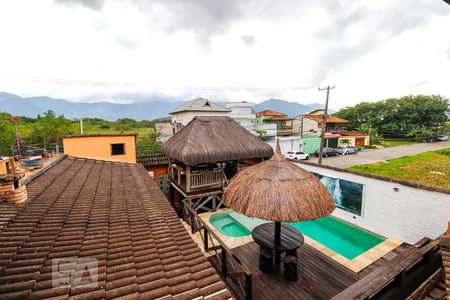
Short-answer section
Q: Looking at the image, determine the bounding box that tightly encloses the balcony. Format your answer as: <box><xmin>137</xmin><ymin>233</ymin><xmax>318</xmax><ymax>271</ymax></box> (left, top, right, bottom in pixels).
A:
<box><xmin>170</xmin><ymin>164</ymin><xmax>228</xmax><ymax>195</ymax></box>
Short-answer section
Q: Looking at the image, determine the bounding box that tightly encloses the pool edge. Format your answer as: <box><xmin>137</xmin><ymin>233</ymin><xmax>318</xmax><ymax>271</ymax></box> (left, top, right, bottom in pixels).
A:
<box><xmin>202</xmin><ymin>209</ymin><xmax>403</xmax><ymax>273</ymax></box>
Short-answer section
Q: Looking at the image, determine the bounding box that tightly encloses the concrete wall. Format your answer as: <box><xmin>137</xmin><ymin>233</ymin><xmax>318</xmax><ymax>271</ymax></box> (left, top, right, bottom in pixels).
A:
<box><xmin>338</xmin><ymin>136</ymin><xmax>370</xmax><ymax>147</ymax></box>
<box><xmin>171</xmin><ymin>111</ymin><xmax>230</xmax><ymax>125</ymax></box>
<box><xmin>267</xmin><ymin>137</ymin><xmax>303</xmax><ymax>154</ymax></box>
<box><xmin>302</xmin><ymin>136</ymin><xmax>321</xmax><ymax>154</ymax></box>
<box><xmin>295</xmin><ymin>162</ymin><xmax>450</xmax><ymax>244</ymax></box>
<box><xmin>63</xmin><ymin>135</ymin><xmax>136</xmax><ymax>163</ymax></box>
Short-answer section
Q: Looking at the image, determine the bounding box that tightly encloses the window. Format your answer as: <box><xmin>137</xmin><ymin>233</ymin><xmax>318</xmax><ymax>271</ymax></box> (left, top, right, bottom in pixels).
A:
<box><xmin>111</xmin><ymin>143</ymin><xmax>125</xmax><ymax>155</ymax></box>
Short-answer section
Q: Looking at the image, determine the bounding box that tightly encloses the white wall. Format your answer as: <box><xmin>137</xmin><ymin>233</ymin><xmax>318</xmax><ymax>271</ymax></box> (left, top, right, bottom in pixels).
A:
<box><xmin>267</xmin><ymin>137</ymin><xmax>303</xmax><ymax>153</ymax></box>
<box><xmin>295</xmin><ymin>163</ymin><xmax>450</xmax><ymax>244</ymax></box>
<box><xmin>171</xmin><ymin>111</ymin><xmax>230</xmax><ymax>125</ymax></box>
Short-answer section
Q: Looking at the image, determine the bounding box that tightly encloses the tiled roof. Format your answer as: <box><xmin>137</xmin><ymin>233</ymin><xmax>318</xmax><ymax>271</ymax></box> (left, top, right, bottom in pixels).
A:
<box><xmin>264</xmin><ymin>116</ymin><xmax>291</xmax><ymax>121</ymax></box>
<box><xmin>137</xmin><ymin>154</ymin><xmax>170</xmax><ymax>167</ymax></box>
<box><xmin>302</xmin><ymin>114</ymin><xmax>350</xmax><ymax>123</ymax></box>
<box><xmin>255</xmin><ymin>110</ymin><xmax>286</xmax><ymax>117</ymax></box>
<box><xmin>0</xmin><ymin>157</ymin><xmax>231</xmax><ymax>299</ymax></box>
<box><xmin>63</xmin><ymin>133</ymin><xmax>137</xmax><ymax>139</ymax></box>
<box><xmin>170</xmin><ymin>98</ymin><xmax>231</xmax><ymax>114</ymax></box>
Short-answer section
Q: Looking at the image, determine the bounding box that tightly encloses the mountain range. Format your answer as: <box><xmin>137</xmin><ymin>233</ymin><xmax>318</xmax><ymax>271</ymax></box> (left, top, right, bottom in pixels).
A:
<box><xmin>0</xmin><ymin>92</ymin><xmax>332</xmax><ymax>121</ymax></box>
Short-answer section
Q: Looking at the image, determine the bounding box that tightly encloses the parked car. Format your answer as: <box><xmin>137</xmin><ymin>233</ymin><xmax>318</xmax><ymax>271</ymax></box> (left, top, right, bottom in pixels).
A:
<box><xmin>336</xmin><ymin>146</ymin><xmax>358</xmax><ymax>155</ymax></box>
<box><xmin>285</xmin><ymin>151</ymin><xmax>310</xmax><ymax>160</ymax></box>
<box><xmin>435</xmin><ymin>135</ymin><xmax>449</xmax><ymax>142</ymax></box>
<box><xmin>314</xmin><ymin>147</ymin><xmax>338</xmax><ymax>157</ymax></box>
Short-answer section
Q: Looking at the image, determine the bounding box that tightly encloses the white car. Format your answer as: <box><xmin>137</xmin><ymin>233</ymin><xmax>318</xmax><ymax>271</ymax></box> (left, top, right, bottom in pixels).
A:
<box><xmin>285</xmin><ymin>151</ymin><xmax>310</xmax><ymax>160</ymax></box>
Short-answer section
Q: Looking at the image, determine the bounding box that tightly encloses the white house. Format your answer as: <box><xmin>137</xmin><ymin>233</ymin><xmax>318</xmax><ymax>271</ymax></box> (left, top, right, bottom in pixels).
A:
<box><xmin>170</xmin><ymin>98</ymin><xmax>231</xmax><ymax>126</ymax></box>
<box><xmin>226</xmin><ymin>101</ymin><xmax>256</xmax><ymax>125</ymax></box>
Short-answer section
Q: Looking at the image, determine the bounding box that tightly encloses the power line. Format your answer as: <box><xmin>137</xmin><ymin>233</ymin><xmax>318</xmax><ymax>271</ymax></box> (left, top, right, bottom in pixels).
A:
<box><xmin>317</xmin><ymin>85</ymin><xmax>335</xmax><ymax>165</ymax></box>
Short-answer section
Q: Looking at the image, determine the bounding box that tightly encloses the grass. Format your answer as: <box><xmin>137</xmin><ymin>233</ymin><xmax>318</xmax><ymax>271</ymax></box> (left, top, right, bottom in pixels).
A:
<box><xmin>348</xmin><ymin>148</ymin><xmax>450</xmax><ymax>189</ymax></box>
<box><xmin>381</xmin><ymin>138</ymin><xmax>418</xmax><ymax>147</ymax></box>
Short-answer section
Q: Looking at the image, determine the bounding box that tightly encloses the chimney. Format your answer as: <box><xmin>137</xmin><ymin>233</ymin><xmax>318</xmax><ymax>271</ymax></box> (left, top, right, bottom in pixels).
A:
<box><xmin>1</xmin><ymin>157</ymin><xmax>27</xmax><ymax>204</ymax></box>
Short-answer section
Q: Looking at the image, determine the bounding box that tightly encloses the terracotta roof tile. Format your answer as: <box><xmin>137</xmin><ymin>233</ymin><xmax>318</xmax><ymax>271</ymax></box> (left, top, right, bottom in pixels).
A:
<box><xmin>0</xmin><ymin>157</ymin><xmax>231</xmax><ymax>299</ymax></box>
<box><xmin>137</xmin><ymin>154</ymin><xmax>169</xmax><ymax>167</ymax></box>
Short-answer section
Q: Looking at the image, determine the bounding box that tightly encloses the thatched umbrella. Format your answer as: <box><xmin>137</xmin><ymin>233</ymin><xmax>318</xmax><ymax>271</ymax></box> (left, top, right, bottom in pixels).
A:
<box><xmin>223</xmin><ymin>140</ymin><xmax>335</xmax><ymax>245</ymax></box>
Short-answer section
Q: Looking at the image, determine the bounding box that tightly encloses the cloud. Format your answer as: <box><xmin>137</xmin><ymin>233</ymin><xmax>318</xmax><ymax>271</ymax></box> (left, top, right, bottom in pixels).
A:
<box><xmin>241</xmin><ymin>35</ymin><xmax>256</xmax><ymax>46</ymax></box>
<box><xmin>54</xmin><ymin>0</ymin><xmax>105</xmax><ymax>10</ymax></box>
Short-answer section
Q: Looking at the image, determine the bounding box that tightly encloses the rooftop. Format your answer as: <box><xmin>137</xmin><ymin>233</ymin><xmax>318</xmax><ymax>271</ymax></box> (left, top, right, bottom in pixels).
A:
<box><xmin>0</xmin><ymin>156</ymin><xmax>231</xmax><ymax>299</ymax></box>
<box><xmin>255</xmin><ymin>110</ymin><xmax>287</xmax><ymax>117</ymax></box>
<box><xmin>162</xmin><ymin>116</ymin><xmax>273</xmax><ymax>165</ymax></box>
<box><xmin>301</xmin><ymin>115</ymin><xmax>350</xmax><ymax>123</ymax></box>
<box><xmin>63</xmin><ymin>133</ymin><xmax>137</xmax><ymax>139</ymax></box>
<box><xmin>137</xmin><ymin>154</ymin><xmax>170</xmax><ymax>167</ymax></box>
<box><xmin>170</xmin><ymin>98</ymin><xmax>231</xmax><ymax>114</ymax></box>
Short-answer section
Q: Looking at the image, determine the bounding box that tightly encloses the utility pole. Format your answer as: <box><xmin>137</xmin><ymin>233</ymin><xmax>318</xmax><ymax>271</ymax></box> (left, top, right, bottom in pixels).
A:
<box><xmin>317</xmin><ymin>85</ymin><xmax>335</xmax><ymax>165</ymax></box>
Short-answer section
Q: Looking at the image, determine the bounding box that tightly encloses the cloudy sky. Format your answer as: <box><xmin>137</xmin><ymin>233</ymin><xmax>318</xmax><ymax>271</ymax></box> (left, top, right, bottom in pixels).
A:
<box><xmin>0</xmin><ymin>0</ymin><xmax>449</xmax><ymax>108</ymax></box>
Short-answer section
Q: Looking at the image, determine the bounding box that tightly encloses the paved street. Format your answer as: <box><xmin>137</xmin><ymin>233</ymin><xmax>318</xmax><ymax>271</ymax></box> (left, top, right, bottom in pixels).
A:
<box><xmin>308</xmin><ymin>141</ymin><xmax>450</xmax><ymax>168</ymax></box>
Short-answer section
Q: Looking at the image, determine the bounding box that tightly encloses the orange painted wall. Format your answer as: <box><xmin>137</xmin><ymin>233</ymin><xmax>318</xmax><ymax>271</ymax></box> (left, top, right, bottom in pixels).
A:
<box><xmin>0</xmin><ymin>157</ymin><xmax>16</xmax><ymax>175</ymax></box>
<box><xmin>63</xmin><ymin>135</ymin><xmax>136</xmax><ymax>163</ymax></box>
<box><xmin>145</xmin><ymin>165</ymin><xmax>168</xmax><ymax>186</ymax></box>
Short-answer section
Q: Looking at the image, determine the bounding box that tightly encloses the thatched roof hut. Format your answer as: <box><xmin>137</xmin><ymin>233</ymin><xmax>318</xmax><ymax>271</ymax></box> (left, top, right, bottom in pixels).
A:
<box><xmin>161</xmin><ymin>116</ymin><xmax>274</xmax><ymax>165</ymax></box>
<box><xmin>223</xmin><ymin>142</ymin><xmax>335</xmax><ymax>222</ymax></box>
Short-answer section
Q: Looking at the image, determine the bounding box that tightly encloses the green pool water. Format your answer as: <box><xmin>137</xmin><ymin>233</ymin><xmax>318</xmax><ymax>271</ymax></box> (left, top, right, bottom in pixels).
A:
<box><xmin>209</xmin><ymin>211</ymin><xmax>385</xmax><ymax>260</ymax></box>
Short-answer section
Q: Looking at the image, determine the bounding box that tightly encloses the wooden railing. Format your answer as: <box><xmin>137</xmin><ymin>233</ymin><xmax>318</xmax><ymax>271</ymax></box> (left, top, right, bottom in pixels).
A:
<box><xmin>331</xmin><ymin>238</ymin><xmax>442</xmax><ymax>300</ymax></box>
<box><xmin>191</xmin><ymin>170</ymin><xmax>224</xmax><ymax>189</ymax></box>
<box><xmin>183</xmin><ymin>200</ymin><xmax>252</xmax><ymax>300</ymax></box>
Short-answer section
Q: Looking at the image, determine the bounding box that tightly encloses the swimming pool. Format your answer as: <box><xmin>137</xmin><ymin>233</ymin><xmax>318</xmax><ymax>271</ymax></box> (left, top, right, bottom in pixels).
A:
<box><xmin>209</xmin><ymin>211</ymin><xmax>385</xmax><ymax>260</ymax></box>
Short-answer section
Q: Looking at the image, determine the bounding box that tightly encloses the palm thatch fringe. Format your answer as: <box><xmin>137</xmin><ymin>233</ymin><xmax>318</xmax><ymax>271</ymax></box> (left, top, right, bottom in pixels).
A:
<box><xmin>224</xmin><ymin>141</ymin><xmax>335</xmax><ymax>222</ymax></box>
<box><xmin>161</xmin><ymin>116</ymin><xmax>274</xmax><ymax>165</ymax></box>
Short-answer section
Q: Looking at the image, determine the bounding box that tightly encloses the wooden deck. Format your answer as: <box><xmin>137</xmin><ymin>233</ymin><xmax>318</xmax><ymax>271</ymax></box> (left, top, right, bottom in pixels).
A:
<box><xmin>211</xmin><ymin>241</ymin><xmax>412</xmax><ymax>300</ymax></box>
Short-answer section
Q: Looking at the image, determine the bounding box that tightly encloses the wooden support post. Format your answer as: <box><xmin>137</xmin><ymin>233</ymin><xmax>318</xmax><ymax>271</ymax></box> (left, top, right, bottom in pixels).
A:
<box><xmin>245</xmin><ymin>273</ymin><xmax>252</xmax><ymax>300</ymax></box>
<box><xmin>204</xmin><ymin>227</ymin><xmax>208</xmax><ymax>251</ymax></box>
<box><xmin>221</xmin><ymin>247</ymin><xmax>227</xmax><ymax>277</ymax></box>
<box><xmin>186</xmin><ymin>164</ymin><xmax>191</xmax><ymax>193</ymax></box>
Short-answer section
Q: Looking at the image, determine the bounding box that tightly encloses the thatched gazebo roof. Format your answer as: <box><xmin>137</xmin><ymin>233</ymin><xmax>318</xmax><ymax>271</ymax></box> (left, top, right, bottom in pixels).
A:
<box><xmin>223</xmin><ymin>142</ymin><xmax>335</xmax><ymax>222</ymax></box>
<box><xmin>161</xmin><ymin>116</ymin><xmax>274</xmax><ymax>165</ymax></box>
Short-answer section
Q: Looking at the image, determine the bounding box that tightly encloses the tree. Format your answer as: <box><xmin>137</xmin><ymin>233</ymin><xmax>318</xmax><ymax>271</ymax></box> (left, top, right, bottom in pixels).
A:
<box><xmin>334</xmin><ymin>95</ymin><xmax>449</xmax><ymax>134</ymax></box>
<box><xmin>406</xmin><ymin>125</ymin><xmax>435</xmax><ymax>141</ymax></box>
<box><xmin>340</xmin><ymin>138</ymin><xmax>351</xmax><ymax>145</ymax></box>
<box><xmin>255</xmin><ymin>130</ymin><xmax>267</xmax><ymax>139</ymax></box>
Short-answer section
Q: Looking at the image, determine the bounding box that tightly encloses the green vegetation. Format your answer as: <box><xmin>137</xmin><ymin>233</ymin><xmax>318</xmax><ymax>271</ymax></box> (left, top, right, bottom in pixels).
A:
<box><xmin>339</xmin><ymin>138</ymin><xmax>351</xmax><ymax>146</ymax></box>
<box><xmin>334</xmin><ymin>95</ymin><xmax>449</xmax><ymax>142</ymax></box>
<box><xmin>0</xmin><ymin>111</ymin><xmax>165</xmax><ymax>155</ymax></box>
<box><xmin>382</xmin><ymin>138</ymin><xmax>418</xmax><ymax>147</ymax></box>
<box><xmin>348</xmin><ymin>148</ymin><xmax>450</xmax><ymax>189</ymax></box>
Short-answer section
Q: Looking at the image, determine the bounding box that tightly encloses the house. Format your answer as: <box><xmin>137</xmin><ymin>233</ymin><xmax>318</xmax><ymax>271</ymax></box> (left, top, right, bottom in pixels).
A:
<box><xmin>137</xmin><ymin>154</ymin><xmax>169</xmax><ymax>190</ymax></box>
<box><xmin>226</xmin><ymin>101</ymin><xmax>256</xmax><ymax>125</ymax></box>
<box><xmin>0</xmin><ymin>156</ymin><xmax>232</xmax><ymax>299</ymax></box>
<box><xmin>293</xmin><ymin>114</ymin><xmax>350</xmax><ymax>136</ymax></box>
<box><xmin>170</xmin><ymin>98</ymin><xmax>231</xmax><ymax>127</ymax></box>
<box><xmin>155</xmin><ymin>122</ymin><xmax>173</xmax><ymax>143</ymax></box>
<box><xmin>63</xmin><ymin>133</ymin><xmax>137</xmax><ymax>163</ymax></box>
<box><xmin>293</xmin><ymin>111</ymin><xmax>369</xmax><ymax>151</ymax></box>
<box><xmin>255</xmin><ymin>110</ymin><xmax>295</xmax><ymax>136</ymax></box>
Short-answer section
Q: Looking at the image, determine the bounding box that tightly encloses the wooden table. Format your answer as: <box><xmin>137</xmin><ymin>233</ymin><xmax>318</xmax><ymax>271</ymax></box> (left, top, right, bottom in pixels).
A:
<box><xmin>252</xmin><ymin>223</ymin><xmax>304</xmax><ymax>264</ymax></box>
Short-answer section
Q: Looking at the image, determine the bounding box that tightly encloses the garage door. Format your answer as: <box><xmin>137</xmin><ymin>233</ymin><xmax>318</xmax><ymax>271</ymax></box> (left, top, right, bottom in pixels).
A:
<box><xmin>355</xmin><ymin>137</ymin><xmax>365</xmax><ymax>147</ymax></box>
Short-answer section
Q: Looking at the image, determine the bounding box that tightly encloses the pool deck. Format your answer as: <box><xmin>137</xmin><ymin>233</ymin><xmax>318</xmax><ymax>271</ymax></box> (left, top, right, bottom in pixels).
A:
<box><xmin>200</xmin><ymin>209</ymin><xmax>403</xmax><ymax>273</ymax></box>
<box><xmin>210</xmin><ymin>240</ymin><xmax>412</xmax><ymax>299</ymax></box>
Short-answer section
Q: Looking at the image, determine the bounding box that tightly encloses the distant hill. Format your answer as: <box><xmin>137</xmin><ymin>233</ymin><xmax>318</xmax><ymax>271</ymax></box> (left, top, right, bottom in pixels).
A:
<box><xmin>253</xmin><ymin>98</ymin><xmax>333</xmax><ymax>117</ymax></box>
<box><xmin>0</xmin><ymin>92</ymin><xmax>183</xmax><ymax>121</ymax></box>
<box><xmin>0</xmin><ymin>92</ymin><xmax>333</xmax><ymax>121</ymax></box>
